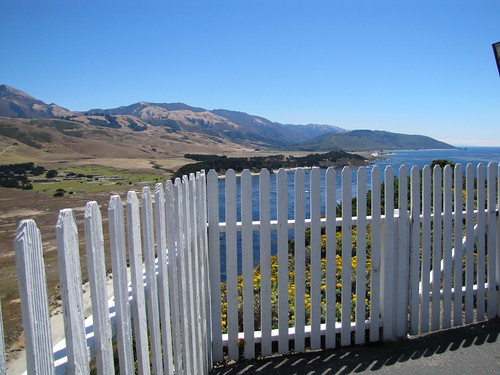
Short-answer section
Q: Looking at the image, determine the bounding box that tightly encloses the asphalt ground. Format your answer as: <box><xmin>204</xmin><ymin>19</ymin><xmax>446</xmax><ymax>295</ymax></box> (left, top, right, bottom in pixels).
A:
<box><xmin>210</xmin><ymin>318</ymin><xmax>500</xmax><ymax>375</ymax></box>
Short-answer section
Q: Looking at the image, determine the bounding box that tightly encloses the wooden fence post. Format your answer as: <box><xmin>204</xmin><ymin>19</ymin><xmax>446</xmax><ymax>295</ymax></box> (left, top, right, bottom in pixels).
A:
<box><xmin>164</xmin><ymin>181</ymin><xmax>183</xmax><ymax>375</ymax></box>
<box><xmin>259</xmin><ymin>169</ymin><xmax>272</xmax><ymax>356</ymax></box>
<box><xmin>341</xmin><ymin>167</ymin><xmax>353</xmax><ymax>346</ymax></box>
<box><xmin>497</xmin><ymin>164</ymin><xmax>500</xmax><ymax>317</ymax></box>
<box><xmin>381</xmin><ymin>166</ymin><xmax>395</xmax><ymax>340</ymax></box>
<box><xmin>155</xmin><ymin>183</ymin><xmax>175</xmax><ymax>375</ymax></box>
<box><xmin>487</xmin><ymin>163</ymin><xmax>498</xmax><ymax>319</ymax></box>
<box><xmin>56</xmin><ymin>209</ymin><xmax>89</xmax><ymax>374</ymax></box>
<box><xmin>15</xmin><ymin>219</ymin><xmax>55</xmax><ymax>374</ymax></box>
<box><xmin>277</xmin><ymin>168</ymin><xmax>290</xmax><ymax>353</ymax></box>
<box><xmin>355</xmin><ymin>167</ymin><xmax>367</xmax><ymax>344</ymax></box>
<box><xmin>420</xmin><ymin>166</ymin><xmax>432</xmax><ymax>333</ymax></box>
<box><xmin>0</xmin><ymin>298</ymin><xmax>6</xmax><ymax>375</ymax></box>
<box><xmin>84</xmin><ymin>202</ymin><xmax>115</xmax><ymax>374</ymax></box>
<box><xmin>224</xmin><ymin>169</ymin><xmax>239</xmax><ymax>360</ymax></box>
<box><xmin>310</xmin><ymin>168</ymin><xmax>322</xmax><ymax>349</ymax></box>
<box><xmin>241</xmin><ymin>169</ymin><xmax>255</xmax><ymax>359</ymax></box>
<box><xmin>464</xmin><ymin>164</ymin><xmax>475</xmax><ymax>324</ymax></box>
<box><xmin>396</xmin><ymin>165</ymin><xmax>409</xmax><ymax>338</ymax></box>
<box><xmin>108</xmin><ymin>195</ymin><xmax>135</xmax><ymax>375</ymax></box>
<box><xmin>431</xmin><ymin>165</ymin><xmax>442</xmax><ymax>331</ymax></box>
<box><xmin>409</xmin><ymin>165</ymin><xmax>421</xmax><ymax>334</ymax></box>
<box><xmin>141</xmin><ymin>187</ymin><xmax>164</xmax><ymax>374</ymax></box>
<box><xmin>207</xmin><ymin>170</ymin><xmax>223</xmax><ymax>362</ymax></box>
<box><xmin>453</xmin><ymin>164</ymin><xmax>464</xmax><ymax>327</ymax></box>
<box><xmin>370</xmin><ymin>166</ymin><xmax>381</xmax><ymax>342</ymax></box>
<box><xmin>442</xmin><ymin>165</ymin><xmax>453</xmax><ymax>329</ymax></box>
<box><xmin>294</xmin><ymin>168</ymin><xmax>306</xmax><ymax>352</ymax></box>
<box><xmin>127</xmin><ymin>191</ymin><xmax>151</xmax><ymax>375</ymax></box>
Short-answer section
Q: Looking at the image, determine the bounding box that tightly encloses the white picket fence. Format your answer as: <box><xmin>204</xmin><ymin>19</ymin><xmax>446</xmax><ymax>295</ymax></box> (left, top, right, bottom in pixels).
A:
<box><xmin>1</xmin><ymin>163</ymin><xmax>500</xmax><ymax>373</ymax></box>
<box><xmin>206</xmin><ymin>163</ymin><xmax>500</xmax><ymax>361</ymax></box>
<box><xmin>3</xmin><ymin>171</ymin><xmax>210</xmax><ymax>374</ymax></box>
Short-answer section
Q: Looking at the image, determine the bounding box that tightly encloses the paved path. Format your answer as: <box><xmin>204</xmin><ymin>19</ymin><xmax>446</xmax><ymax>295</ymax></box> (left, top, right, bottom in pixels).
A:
<box><xmin>211</xmin><ymin>319</ymin><xmax>500</xmax><ymax>375</ymax></box>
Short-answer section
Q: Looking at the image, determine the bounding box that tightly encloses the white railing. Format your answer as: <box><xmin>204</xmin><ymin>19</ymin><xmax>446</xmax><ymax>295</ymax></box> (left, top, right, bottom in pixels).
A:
<box><xmin>3</xmin><ymin>171</ymin><xmax>210</xmax><ymax>374</ymax></box>
<box><xmin>1</xmin><ymin>163</ymin><xmax>500</xmax><ymax>373</ymax></box>
<box><xmin>206</xmin><ymin>163</ymin><xmax>500</xmax><ymax>361</ymax></box>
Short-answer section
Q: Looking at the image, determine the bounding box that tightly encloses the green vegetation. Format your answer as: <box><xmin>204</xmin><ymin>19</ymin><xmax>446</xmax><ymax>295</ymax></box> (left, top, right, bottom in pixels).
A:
<box><xmin>294</xmin><ymin>129</ymin><xmax>456</xmax><ymax>152</ymax></box>
<box><xmin>0</xmin><ymin>162</ymin><xmax>45</xmax><ymax>189</ymax></box>
<box><xmin>30</xmin><ymin>165</ymin><xmax>165</xmax><ymax>196</ymax></box>
<box><xmin>176</xmin><ymin>151</ymin><xmax>368</xmax><ymax>178</ymax></box>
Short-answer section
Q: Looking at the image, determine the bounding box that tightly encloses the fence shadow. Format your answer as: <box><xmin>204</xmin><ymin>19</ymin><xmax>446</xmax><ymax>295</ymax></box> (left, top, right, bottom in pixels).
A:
<box><xmin>210</xmin><ymin>318</ymin><xmax>500</xmax><ymax>374</ymax></box>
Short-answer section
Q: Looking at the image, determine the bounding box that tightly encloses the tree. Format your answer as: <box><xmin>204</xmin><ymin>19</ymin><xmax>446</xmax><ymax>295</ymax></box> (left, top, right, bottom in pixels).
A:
<box><xmin>431</xmin><ymin>159</ymin><xmax>456</xmax><ymax>169</ymax></box>
<box><xmin>45</xmin><ymin>169</ymin><xmax>58</xmax><ymax>179</ymax></box>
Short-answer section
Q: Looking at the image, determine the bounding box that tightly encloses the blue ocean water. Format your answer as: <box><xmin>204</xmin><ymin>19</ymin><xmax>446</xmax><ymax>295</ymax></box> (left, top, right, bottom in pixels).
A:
<box><xmin>217</xmin><ymin>147</ymin><xmax>500</xmax><ymax>221</ymax></box>
<box><xmin>216</xmin><ymin>147</ymin><xmax>500</xmax><ymax>278</ymax></box>
<box><xmin>374</xmin><ymin>147</ymin><xmax>500</xmax><ymax>172</ymax></box>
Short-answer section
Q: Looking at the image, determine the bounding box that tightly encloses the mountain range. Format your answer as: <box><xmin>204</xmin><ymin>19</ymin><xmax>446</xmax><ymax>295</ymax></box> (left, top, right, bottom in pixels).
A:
<box><xmin>0</xmin><ymin>84</ymin><xmax>455</xmax><ymax>154</ymax></box>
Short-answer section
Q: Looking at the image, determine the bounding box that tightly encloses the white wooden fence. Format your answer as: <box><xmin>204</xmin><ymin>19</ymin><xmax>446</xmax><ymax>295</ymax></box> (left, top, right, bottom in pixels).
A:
<box><xmin>2</xmin><ymin>171</ymin><xmax>210</xmax><ymax>374</ymax></box>
<box><xmin>1</xmin><ymin>163</ymin><xmax>500</xmax><ymax>373</ymax></box>
<box><xmin>206</xmin><ymin>163</ymin><xmax>500</xmax><ymax>361</ymax></box>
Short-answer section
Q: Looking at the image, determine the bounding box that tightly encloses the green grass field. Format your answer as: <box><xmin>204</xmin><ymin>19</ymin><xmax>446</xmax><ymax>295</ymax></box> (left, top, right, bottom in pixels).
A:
<box><xmin>31</xmin><ymin>165</ymin><xmax>167</xmax><ymax>196</ymax></box>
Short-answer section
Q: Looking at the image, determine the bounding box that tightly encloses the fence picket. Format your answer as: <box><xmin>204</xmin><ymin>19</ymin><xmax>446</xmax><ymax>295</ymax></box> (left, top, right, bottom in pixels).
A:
<box><xmin>396</xmin><ymin>165</ymin><xmax>409</xmax><ymax>338</ymax></box>
<box><xmin>15</xmin><ymin>220</ymin><xmax>55</xmax><ymax>374</ymax></box>
<box><xmin>141</xmin><ymin>187</ymin><xmax>164</xmax><ymax>375</ymax></box>
<box><xmin>465</xmin><ymin>164</ymin><xmax>474</xmax><ymax>324</ymax></box>
<box><xmin>84</xmin><ymin>202</ymin><xmax>115</xmax><ymax>374</ymax></box>
<box><xmin>127</xmin><ymin>192</ymin><xmax>151</xmax><ymax>375</ymax></box>
<box><xmin>381</xmin><ymin>166</ymin><xmax>395</xmax><ymax>340</ymax></box>
<box><xmin>409</xmin><ymin>166</ymin><xmax>421</xmax><ymax>334</ymax></box>
<box><xmin>259</xmin><ymin>169</ymin><xmax>272</xmax><ymax>356</ymax></box>
<box><xmin>189</xmin><ymin>173</ymin><xmax>204</xmax><ymax>370</ymax></box>
<box><xmin>277</xmin><ymin>168</ymin><xmax>290</xmax><ymax>353</ymax></box>
<box><xmin>310</xmin><ymin>168</ymin><xmax>322</xmax><ymax>349</ymax></box>
<box><xmin>431</xmin><ymin>166</ymin><xmax>442</xmax><ymax>331</ymax></box>
<box><xmin>420</xmin><ymin>166</ymin><xmax>432</xmax><ymax>333</ymax></box>
<box><xmin>225</xmin><ymin>170</ymin><xmax>239</xmax><ymax>360</ymax></box>
<box><xmin>355</xmin><ymin>167</ymin><xmax>367</xmax><ymax>344</ymax></box>
<box><xmin>487</xmin><ymin>163</ymin><xmax>498</xmax><ymax>319</ymax></box>
<box><xmin>6</xmin><ymin>163</ymin><xmax>500</xmax><ymax>374</ymax></box>
<box><xmin>56</xmin><ymin>209</ymin><xmax>89</xmax><ymax>374</ymax></box>
<box><xmin>453</xmin><ymin>163</ymin><xmax>464</xmax><ymax>327</ymax></box>
<box><xmin>0</xmin><ymin>299</ymin><xmax>5</xmax><ymax>375</ymax></box>
<box><xmin>207</xmin><ymin>170</ymin><xmax>223</xmax><ymax>361</ymax></box>
<box><xmin>340</xmin><ymin>167</ymin><xmax>353</xmax><ymax>346</ymax></box>
<box><xmin>108</xmin><ymin>195</ymin><xmax>135</xmax><ymax>375</ymax></box>
<box><xmin>294</xmin><ymin>168</ymin><xmax>306</xmax><ymax>352</ymax></box>
<box><xmin>497</xmin><ymin>164</ymin><xmax>500</xmax><ymax>317</ymax></box>
<box><xmin>155</xmin><ymin>184</ymin><xmax>175</xmax><ymax>375</ymax></box>
<box><xmin>177</xmin><ymin>177</ymin><xmax>194</xmax><ymax>374</ymax></box>
<box><xmin>241</xmin><ymin>170</ymin><xmax>255</xmax><ymax>359</ymax></box>
<box><xmin>183</xmin><ymin>175</ymin><xmax>198</xmax><ymax>369</ymax></box>
<box><xmin>325</xmin><ymin>167</ymin><xmax>337</xmax><ymax>348</ymax></box>
<box><xmin>370</xmin><ymin>166</ymin><xmax>381</xmax><ymax>342</ymax></box>
<box><xmin>197</xmin><ymin>170</ymin><xmax>212</xmax><ymax>371</ymax></box>
<box><xmin>476</xmin><ymin>164</ymin><xmax>486</xmax><ymax>321</ymax></box>
<box><xmin>442</xmin><ymin>165</ymin><xmax>453</xmax><ymax>329</ymax></box>
<box><xmin>164</xmin><ymin>181</ymin><xmax>182</xmax><ymax>375</ymax></box>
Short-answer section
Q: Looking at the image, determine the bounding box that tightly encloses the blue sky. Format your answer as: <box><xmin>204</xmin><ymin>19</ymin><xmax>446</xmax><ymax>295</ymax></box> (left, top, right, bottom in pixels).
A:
<box><xmin>1</xmin><ymin>0</ymin><xmax>499</xmax><ymax>146</ymax></box>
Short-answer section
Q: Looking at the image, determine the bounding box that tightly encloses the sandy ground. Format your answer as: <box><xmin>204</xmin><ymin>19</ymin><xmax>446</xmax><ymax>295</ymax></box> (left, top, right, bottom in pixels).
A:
<box><xmin>6</xmin><ymin>277</ymin><xmax>116</xmax><ymax>374</ymax></box>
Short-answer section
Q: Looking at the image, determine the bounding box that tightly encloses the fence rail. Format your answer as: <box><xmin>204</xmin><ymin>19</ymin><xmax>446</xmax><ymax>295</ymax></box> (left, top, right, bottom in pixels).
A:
<box><xmin>1</xmin><ymin>163</ymin><xmax>500</xmax><ymax>374</ymax></box>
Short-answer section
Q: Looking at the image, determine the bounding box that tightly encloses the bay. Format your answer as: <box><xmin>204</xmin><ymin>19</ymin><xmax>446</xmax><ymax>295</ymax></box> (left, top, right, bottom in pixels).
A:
<box><xmin>215</xmin><ymin>147</ymin><xmax>500</xmax><ymax>278</ymax></box>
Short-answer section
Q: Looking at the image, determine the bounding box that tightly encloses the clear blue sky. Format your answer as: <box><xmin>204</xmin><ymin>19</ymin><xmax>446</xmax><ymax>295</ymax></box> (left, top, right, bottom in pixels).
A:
<box><xmin>1</xmin><ymin>0</ymin><xmax>499</xmax><ymax>146</ymax></box>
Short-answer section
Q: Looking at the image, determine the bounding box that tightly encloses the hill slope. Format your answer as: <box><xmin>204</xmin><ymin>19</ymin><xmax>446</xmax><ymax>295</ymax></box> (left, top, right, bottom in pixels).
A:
<box><xmin>293</xmin><ymin>129</ymin><xmax>456</xmax><ymax>151</ymax></box>
<box><xmin>0</xmin><ymin>85</ymin><xmax>75</xmax><ymax>119</ymax></box>
<box><xmin>0</xmin><ymin>84</ymin><xmax>455</xmax><ymax>152</ymax></box>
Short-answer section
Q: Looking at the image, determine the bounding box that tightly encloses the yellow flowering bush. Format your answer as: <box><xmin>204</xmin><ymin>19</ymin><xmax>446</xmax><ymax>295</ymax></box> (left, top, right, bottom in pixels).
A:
<box><xmin>219</xmin><ymin>226</ymin><xmax>373</xmax><ymax>334</ymax></box>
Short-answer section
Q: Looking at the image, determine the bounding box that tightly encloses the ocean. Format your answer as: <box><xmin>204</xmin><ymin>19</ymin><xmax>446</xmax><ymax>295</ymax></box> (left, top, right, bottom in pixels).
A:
<box><xmin>216</xmin><ymin>147</ymin><xmax>500</xmax><ymax>277</ymax></box>
<box><xmin>374</xmin><ymin>147</ymin><xmax>500</xmax><ymax>172</ymax></box>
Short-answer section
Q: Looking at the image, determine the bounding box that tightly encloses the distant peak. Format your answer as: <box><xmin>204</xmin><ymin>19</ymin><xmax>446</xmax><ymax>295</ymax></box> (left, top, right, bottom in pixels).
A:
<box><xmin>0</xmin><ymin>84</ymin><xmax>35</xmax><ymax>99</ymax></box>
